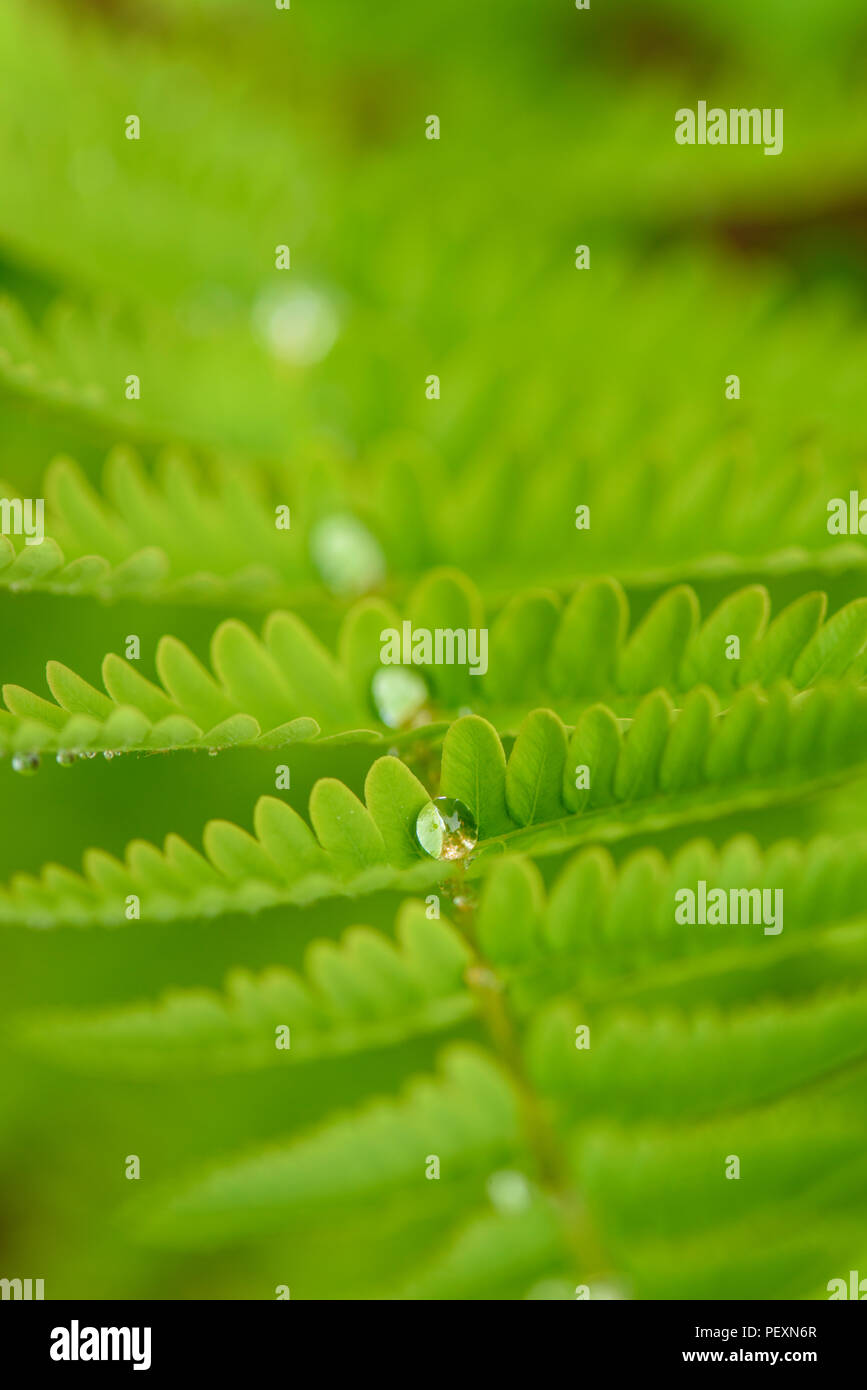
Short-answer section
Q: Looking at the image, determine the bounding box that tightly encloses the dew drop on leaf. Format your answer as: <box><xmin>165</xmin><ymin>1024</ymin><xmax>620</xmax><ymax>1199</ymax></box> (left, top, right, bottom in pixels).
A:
<box><xmin>309</xmin><ymin>513</ymin><xmax>386</xmax><ymax>596</ymax></box>
<box><xmin>12</xmin><ymin>752</ymin><xmax>40</xmax><ymax>776</ymax></box>
<box><xmin>486</xmin><ymin>1169</ymin><xmax>532</xmax><ymax>1214</ymax></box>
<box><xmin>252</xmin><ymin>284</ymin><xmax>340</xmax><ymax>366</ymax></box>
<box><xmin>416</xmin><ymin>796</ymin><xmax>478</xmax><ymax>860</ymax></box>
<box><xmin>55</xmin><ymin>750</ymin><xmax>77</xmax><ymax>767</ymax></box>
<box><xmin>371</xmin><ymin>667</ymin><xmax>428</xmax><ymax>728</ymax></box>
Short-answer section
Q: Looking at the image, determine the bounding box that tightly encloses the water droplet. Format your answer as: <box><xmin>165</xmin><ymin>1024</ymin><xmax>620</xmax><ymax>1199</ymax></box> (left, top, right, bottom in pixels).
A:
<box><xmin>487</xmin><ymin>1170</ymin><xmax>532</xmax><ymax>1214</ymax></box>
<box><xmin>449</xmin><ymin>887</ymin><xmax>478</xmax><ymax>913</ymax></box>
<box><xmin>12</xmin><ymin>752</ymin><xmax>40</xmax><ymax>776</ymax></box>
<box><xmin>80</xmin><ymin>751</ymin><xmax>97</xmax><ymax>760</ymax></box>
<box><xmin>309</xmin><ymin>514</ymin><xmax>386</xmax><ymax>596</ymax></box>
<box><xmin>55</xmin><ymin>750</ymin><xmax>77</xmax><ymax>767</ymax></box>
<box><xmin>371</xmin><ymin>667</ymin><xmax>429</xmax><ymax>729</ymax></box>
<box><xmin>208</xmin><ymin>748</ymin><xmax>219</xmax><ymax>757</ymax></box>
<box><xmin>416</xmin><ymin>796</ymin><xmax>477</xmax><ymax>861</ymax></box>
<box><xmin>252</xmin><ymin>284</ymin><xmax>340</xmax><ymax>366</ymax></box>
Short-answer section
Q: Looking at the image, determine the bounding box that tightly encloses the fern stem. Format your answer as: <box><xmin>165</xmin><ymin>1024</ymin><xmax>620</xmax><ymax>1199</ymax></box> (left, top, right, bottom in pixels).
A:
<box><xmin>455</xmin><ymin>879</ymin><xmax>611</xmax><ymax>1280</ymax></box>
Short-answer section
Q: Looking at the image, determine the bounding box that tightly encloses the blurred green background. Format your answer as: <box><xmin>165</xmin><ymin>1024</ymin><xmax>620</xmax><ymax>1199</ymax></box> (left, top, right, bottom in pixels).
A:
<box><xmin>1</xmin><ymin>0</ymin><xmax>867</xmax><ymax>1298</ymax></box>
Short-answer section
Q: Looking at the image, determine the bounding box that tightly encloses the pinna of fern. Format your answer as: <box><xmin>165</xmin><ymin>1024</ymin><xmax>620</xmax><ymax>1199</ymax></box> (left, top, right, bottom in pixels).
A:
<box><xmin>75</xmin><ymin>822</ymin><xmax>867</xmax><ymax>1301</ymax></box>
<box><xmin>104</xmin><ymin>993</ymin><xmax>867</xmax><ymax>1301</ymax></box>
<box><xmin>3</xmin><ymin>0</ymin><xmax>867</xmax><ymax>482</ymax></box>
<box><xmin>4</xmin><ymin>431</ymin><xmax>867</xmax><ymax>610</ymax></box>
<box><xmin>13</xmin><ymin>813</ymin><xmax>867</xmax><ymax>1299</ymax></box>
<box><xmin>3</xmin><ymin>568</ymin><xmax>867</xmax><ymax>763</ymax></box>
<box><xmin>0</xmin><ymin>448</ymin><xmax>360</xmax><ymax>607</ymax></box>
<box><xmin>2</xmin><ymin>0</ymin><xmax>866</xmax><ymax>1309</ymax></box>
<box><xmin>2</xmin><ymin>681</ymin><xmax>866</xmax><ymax>929</ymax></box>
<box><xmin>4</xmin><ymin>0</ymin><xmax>867</xmax><ymax>322</ymax></box>
<box><xmin>17</xmin><ymin>829</ymin><xmax>867</xmax><ymax>1079</ymax></box>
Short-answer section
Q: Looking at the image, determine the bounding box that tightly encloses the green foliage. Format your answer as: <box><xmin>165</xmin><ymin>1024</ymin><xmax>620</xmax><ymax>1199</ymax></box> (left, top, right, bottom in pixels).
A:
<box><xmin>574</xmin><ymin>1089</ymin><xmax>867</xmax><ymax>1299</ymax></box>
<box><xmin>2</xmin><ymin>0</ymin><xmax>867</xmax><ymax>1304</ymax></box>
<box><xmin>397</xmin><ymin>1198</ymin><xmax>569</xmax><ymax>1301</ymax></box>
<box><xmin>131</xmin><ymin>1046</ymin><xmax>523</xmax><ymax>1248</ymax></box>
<box><xmin>0</xmin><ymin>452</ymin><xmax>345</xmax><ymax>606</ymax></box>
<box><xmin>527</xmin><ymin>990</ymin><xmax>867</xmax><ymax>1123</ymax></box>
<box><xmin>18</xmin><ymin>829</ymin><xmax>867</xmax><ymax>1073</ymax></box>
<box><xmin>5</xmin><ymin>448</ymin><xmax>867</xmax><ymax>612</ymax></box>
<box><xmin>5</xmin><ymin>573</ymin><xmax>864</xmax><ymax>762</ymax></box>
<box><xmin>5</xmin><ymin>680</ymin><xmax>867</xmax><ymax>929</ymax></box>
<box><xmin>19</xmin><ymin>902</ymin><xmax>474</xmax><ymax>1076</ymax></box>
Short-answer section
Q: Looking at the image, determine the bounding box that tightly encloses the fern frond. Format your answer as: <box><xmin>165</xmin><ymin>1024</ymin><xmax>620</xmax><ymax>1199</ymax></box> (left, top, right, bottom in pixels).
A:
<box><xmin>0</xmin><ymin>448</ymin><xmax>388</xmax><ymax>609</ymax></box>
<box><xmin>578</xmin><ymin>1111</ymin><xmax>867</xmax><ymax>1300</ymax></box>
<box><xmin>579</xmin><ymin>1090</ymin><xmax>867</xmax><ymax>1241</ymax></box>
<box><xmin>6</xmin><ymin>439</ymin><xmax>867</xmax><ymax>622</ymax></box>
<box><xmin>109</xmin><ymin>968</ymin><xmax>867</xmax><ymax>1262</ymax></box>
<box><xmin>449</xmin><ymin>681</ymin><xmax>867</xmax><ymax>864</ymax></box>
<box><xmin>0</xmin><ymin>454</ymin><xmax>316</xmax><ymax>606</ymax></box>
<box><xmin>17</xmin><ymin>902</ymin><xmax>475</xmax><ymax>1076</ymax></box>
<box><xmin>527</xmin><ymin>989</ymin><xmax>867</xmax><ymax>1125</ymax></box>
<box><xmin>132</xmin><ymin>1045</ymin><xmax>522</xmax><ymax>1248</ymax></box>
<box><xmin>398</xmin><ymin>574</ymin><xmax>867</xmax><ymax>712</ymax></box>
<box><xmin>4</xmin><ymin>682</ymin><xmax>865</xmax><ymax>928</ymax></box>
<box><xmin>4</xmin><ymin>569</ymin><xmax>865</xmax><ymax>759</ymax></box>
<box><xmin>4</xmin><ymin>0</ymin><xmax>867</xmax><ymax>1305</ymax></box>
<box><xmin>396</xmin><ymin>1196</ymin><xmax>570</xmax><ymax>1301</ymax></box>
<box><xmin>0</xmin><ymin>603</ymin><xmax>435</xmax><ymax>758</ymax></box>
<box><xmin>488</xmin><ymin>830</ymin><xmax>867</xmax><ymax>1004</ymax></box>
<box><xmin>20</xmin><ymin>829</ymin><xmax>867</xmax><ymax>1080</ymax></box>
<box><xmin>0</xmin><ymin>2</ymin><xmax>310</xmax><ymax>311</ymax></box>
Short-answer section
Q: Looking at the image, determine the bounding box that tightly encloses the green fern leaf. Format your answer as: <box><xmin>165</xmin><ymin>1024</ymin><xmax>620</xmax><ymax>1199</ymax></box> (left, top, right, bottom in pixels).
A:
<box><xmin>16</xmin><ymin>903</ymin><xmax>474</xmax><ymax>1076</ymax></box>
<box><xmin>131</xmin><ymin>1046</ymin><xmax>522</xmax><ymax>1247</ymax></box>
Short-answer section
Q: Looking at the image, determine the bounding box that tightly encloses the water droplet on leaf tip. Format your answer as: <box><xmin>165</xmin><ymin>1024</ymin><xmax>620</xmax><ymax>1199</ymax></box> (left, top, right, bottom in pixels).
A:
<box><xmin>416</xmin><ymin>796</ymin><xmax>478</xmax><ymax>861</ymax></box>
<box><xmin>371</xmin><ymin>666</ymin><xmax>428</xmax><ymax>729</ymax></box>
<box><xmin>12</xmin><ymin>752</ymin><xmax>40</xmax><ymax>776</ymax></box>
<box><xmin>55</xmin><ymin>750</ymin><xmax>77</xmax><ymax>767</ymax></box>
